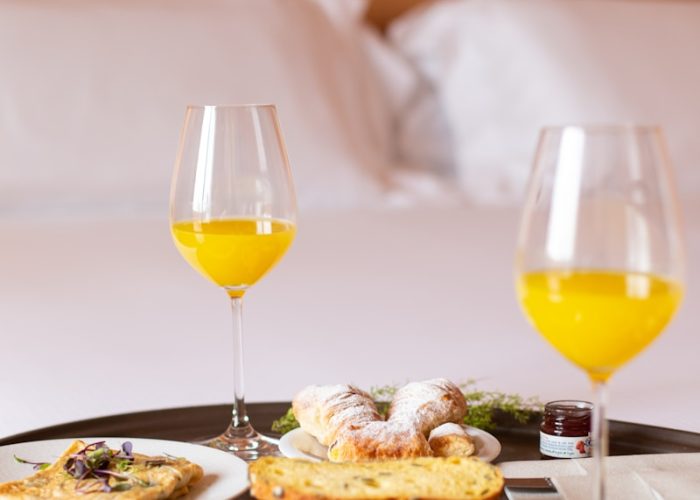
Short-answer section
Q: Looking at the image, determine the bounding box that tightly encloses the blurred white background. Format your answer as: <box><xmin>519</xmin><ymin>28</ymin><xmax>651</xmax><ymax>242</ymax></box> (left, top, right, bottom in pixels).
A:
<box><xmin>1</xmin><ymin>0</ymin><xmax>699</xmax><ymax>437</ymax></box>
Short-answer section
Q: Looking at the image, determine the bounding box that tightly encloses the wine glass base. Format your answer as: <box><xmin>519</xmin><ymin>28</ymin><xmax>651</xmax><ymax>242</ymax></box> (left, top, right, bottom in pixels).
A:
<box><xmin>199</xmin><ymin>424</ymin><xmax>282</xmax><ymax>461</ymax></box>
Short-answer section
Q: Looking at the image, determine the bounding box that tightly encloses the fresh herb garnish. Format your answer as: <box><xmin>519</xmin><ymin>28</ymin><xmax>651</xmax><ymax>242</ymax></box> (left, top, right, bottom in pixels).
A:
<box><xmin>13</xmin><ymin>455</ymin><xmax>50</xmax><ymax>471</ymax></box>
<box><xmin>271</xmin><ymin>408</ymin><xmax>299</xmax><ymax>434</ymax></box>
<box><xmin>458</xmin><ymin>380</ymin><xmax>542</xmax><ymax>430</ymax></box>
<box><xmin>63</xmin><ymin>441</ymin><xmax>136</xmax><ymax>493</ymax></box>
<box><xmin>16</xmin><ymin>440</ymin><xmax>161</xmax><ymax>494</ymax></box>
<box><xmin>271</xmin><ymin>381</ymin><xmax>543</xmax><ymax>434</ymax></box>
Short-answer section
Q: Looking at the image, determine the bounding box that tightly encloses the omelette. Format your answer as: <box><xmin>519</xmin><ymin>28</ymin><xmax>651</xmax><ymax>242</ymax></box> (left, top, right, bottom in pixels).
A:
<box><xmin>0</xmin><ymin>440</ymin><xmax>203</xmax><ymax>499</ymax></box>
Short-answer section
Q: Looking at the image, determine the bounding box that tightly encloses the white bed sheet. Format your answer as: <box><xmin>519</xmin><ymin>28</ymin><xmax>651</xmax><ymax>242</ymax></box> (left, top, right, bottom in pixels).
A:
<box><xmin>1</xmin><ymin>203</ymin><xmax>698</xmax><ymax>438</ymax></box>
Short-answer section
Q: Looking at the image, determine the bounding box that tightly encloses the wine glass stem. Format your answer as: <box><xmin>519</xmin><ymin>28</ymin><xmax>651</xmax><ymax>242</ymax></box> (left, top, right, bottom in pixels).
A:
<box><xmin>229</xmin><ymin>296</ymin><xmax>249</xmax><ymax>429</ymax></box>
<box><xmin>592</xmin><ymin>380</ymin><xmax>609</xmax><ymax>500</ymax></box>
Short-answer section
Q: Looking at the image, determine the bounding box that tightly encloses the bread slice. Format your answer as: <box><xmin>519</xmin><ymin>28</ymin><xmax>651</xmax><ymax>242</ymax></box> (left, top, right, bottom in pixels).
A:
<box><xmin>249</xmin><ymin>456</ymin><xmax>504</xmax><ymax>500</ymax></box>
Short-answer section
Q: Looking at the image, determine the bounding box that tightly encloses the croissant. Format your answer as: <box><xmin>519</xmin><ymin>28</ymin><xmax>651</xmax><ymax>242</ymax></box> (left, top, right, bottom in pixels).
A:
<box><xmin>328</xmin><ymin>420</ymin><xmax>431</xmax><ymax>461</ymax></box>
<box><xmin>293</xmin><ymin>378</ymin><xmax>468</xmax><ymax>462</ymax></box>
<box><xmin>292</xmin><ymin>384</ymin><xmax>381</xmax><ymax>447</ymax></box>
<box><xmin>429</xmin><ymin>422</ymin><xmax>476</xmax><ymax>457</ymax></box>
<box><xmin>387</xmin><ymin>378</ymin><xmax>467</xmax><ymax>435</ymax></box>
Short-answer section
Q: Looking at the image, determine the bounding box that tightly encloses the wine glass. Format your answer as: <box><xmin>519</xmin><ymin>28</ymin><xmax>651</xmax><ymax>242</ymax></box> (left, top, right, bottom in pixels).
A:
<box><xmin>515</xmin><ymin>125</ymin><xmax>684</xmax><ymax>499</ymax></box>
<box><xmin>170</xmin><ymin>104</ymin><xmax>297</xmax><ymax>460</ymax></box>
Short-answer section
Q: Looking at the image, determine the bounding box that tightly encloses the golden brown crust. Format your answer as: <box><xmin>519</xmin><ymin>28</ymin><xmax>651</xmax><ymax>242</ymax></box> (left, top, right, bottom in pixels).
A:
<box><xmin>329</xmin><ymin>422</ymin><xmax>432</xmax><ymax>462</ymax></box>
<box><xmin>428</xmin><ymin>422</ymin><xmax>476</xmax><ymax>457</ymax></box>
<box><xmin>249</xmin><ymin>457</ymin><xmax>504</xmax><ymax>500</ymax></box>
<box><xmin>386</xmin><ymin>379</ymin><xmax>468</xmax><ymax>435</ymax></box>
<box><xmin>292</xmin><ymin>385</ymin><xmax>382</xmax><ymax>447</ymax></box>
<box><xmin>0</xmin><ymin>440</ymin><xmax>85</xmax><ymax>499</ymax></box>
<box><xmin>251</xmin><ymin>483</ymin><xmax>502</xmax><ymax>500</ymax></box>
<box><xmin>326</xmin><ymin>379</ymin><xmax>468</xmax><ymax>462</ymax></box>
<box><xmin>429</xmin><ymin>433</ymin><xmax>476</xmax><ymax>457</ymax></box>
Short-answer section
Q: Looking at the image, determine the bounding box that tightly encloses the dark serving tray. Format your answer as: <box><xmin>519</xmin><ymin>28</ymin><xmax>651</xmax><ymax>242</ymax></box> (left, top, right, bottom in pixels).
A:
<box><xmin>2</xmin><ymin>403</ymin><xmax>699</xmax><ymax>498</ymax></box>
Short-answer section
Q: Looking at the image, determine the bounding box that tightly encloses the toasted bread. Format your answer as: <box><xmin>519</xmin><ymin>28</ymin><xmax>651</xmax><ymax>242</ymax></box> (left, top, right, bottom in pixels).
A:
<box><xmin>249</xmin><ymin>456</ymin><xmax>503</xmax><ymax>500</ymax></box>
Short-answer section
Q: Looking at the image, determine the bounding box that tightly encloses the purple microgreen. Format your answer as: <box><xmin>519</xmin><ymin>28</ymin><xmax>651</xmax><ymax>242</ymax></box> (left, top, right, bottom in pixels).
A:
<box><xmin>74</xmin><ymin>459</ymin><xmax>87</xmax><ymax>478</ymax></box>
<box><xmin>64</xmin><ymin>456</ymin><xmax>91</xmax><ymax>480</ymax></box>
<box><xmin>27</xmin><ymin>441</ymin><xmax>154</xmax><ymax>494</ymax></box>
<box><xmin>14</xmin><ymin>455</ymin><xmax>50</xmax><ymax>471</ymax></box>
<box><xmin>108</xmin><ymin>441</ymin><xmax>134</xmax><ymax>469</ymax></box>
<box><xmin>75</xmin><ymin>441</ymin><xmax>107</xmax><ymax>455</ymax></box>
<box><xmin>85</xmin><ymin>447</ymin><xmax>112</xmax><ymax>470</ymax></box>
<box><xmin>93</xmin><ymin>469</ymin><xmax>130</xmax><ymax>481</ymax></box>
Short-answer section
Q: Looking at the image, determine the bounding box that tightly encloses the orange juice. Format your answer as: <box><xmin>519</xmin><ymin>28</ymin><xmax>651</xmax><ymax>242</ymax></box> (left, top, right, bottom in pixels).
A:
<box><xmin>172</xmin><ymin>218</ymin><xmax>295</xmax><ymax>297</ymax></box>
<box><xmin>517</xmin><ymin>270</ymin><xmax>682</xmax><ymax>382</ymax></box>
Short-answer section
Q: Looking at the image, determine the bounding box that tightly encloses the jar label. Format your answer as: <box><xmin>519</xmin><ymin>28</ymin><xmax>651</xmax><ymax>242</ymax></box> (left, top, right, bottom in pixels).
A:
<box><xmin>540</xmin><ymin>431</ymin><xmax>591</xmax><ymax>458</ymax></box>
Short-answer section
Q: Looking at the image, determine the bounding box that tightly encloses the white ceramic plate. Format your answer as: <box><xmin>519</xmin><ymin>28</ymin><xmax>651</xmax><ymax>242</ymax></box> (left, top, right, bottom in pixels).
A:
<box><xmin>0</xmin><ymin>437</ymin><xmax>248</xmax><ymax>499</ymax></box>
<box><xmin>280</xmin><ymin>426</ymin><xmax>502</xmax><ymax>463</ymax></box>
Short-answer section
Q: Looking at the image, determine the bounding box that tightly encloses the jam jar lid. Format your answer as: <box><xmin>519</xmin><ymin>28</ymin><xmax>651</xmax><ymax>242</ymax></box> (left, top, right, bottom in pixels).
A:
<box><xmin>544</xmin><ymin>400</ymin><xmax>593</xmax><ymax>416</ymax></box>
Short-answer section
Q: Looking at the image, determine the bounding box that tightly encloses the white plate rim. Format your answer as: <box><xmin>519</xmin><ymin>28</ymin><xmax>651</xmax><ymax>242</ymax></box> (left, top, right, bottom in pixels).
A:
<box><xmin>0</xmin><ymin>437</ymin><xmax>249</xmax><ymax>499</ymax></box>
<box><xmin>279</xmin><ymin>425</ymin><xmax>502</xmax><ymax>462</ymax></box>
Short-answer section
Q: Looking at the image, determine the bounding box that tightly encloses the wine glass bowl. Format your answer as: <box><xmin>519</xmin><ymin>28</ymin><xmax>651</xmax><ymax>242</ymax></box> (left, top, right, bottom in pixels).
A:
<box><xmin>171</xmin><ymin>218</ymin><xmax>296</xmax><ymax>298</ymax></box>
<box><xmin>170</xmin><ymin>105</ymin><xmax>297</xmax><ymax>460</ymax></box>
<box><xmin>515</xmin><ymin>125</ymin><xmax>684</xmax><ymax>499</ymax></box>
<box><xmin>516</xmin><ymin>125</ymin><xmax>684</xmax><ymax>380</ymax></box>
<box><xmin>517</xmin><ymin>269</ymin><xmax>682</xmax><ymax>382</ymax></box>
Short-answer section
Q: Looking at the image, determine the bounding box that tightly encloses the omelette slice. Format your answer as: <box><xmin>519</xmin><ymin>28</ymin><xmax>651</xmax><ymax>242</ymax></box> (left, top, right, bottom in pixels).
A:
<box><xmin>0</xmin><ymin>440</ymin><xmax>203</xmax><ymax>499</ymax></box>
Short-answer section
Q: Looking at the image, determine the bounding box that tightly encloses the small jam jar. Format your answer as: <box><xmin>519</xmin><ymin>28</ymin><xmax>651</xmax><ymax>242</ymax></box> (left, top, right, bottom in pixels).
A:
<box><xmin>540</xmin><ymin>400</ymin><xmax>593</xmax><ymax>459</ymax></box>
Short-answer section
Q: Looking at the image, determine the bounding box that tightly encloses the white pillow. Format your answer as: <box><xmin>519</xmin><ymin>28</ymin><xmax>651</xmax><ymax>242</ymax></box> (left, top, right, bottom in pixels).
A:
<box><xmin>0</xmin><ymin>0</ymin><xmax>394</xmax><ymax>214</ymax></box>
<box><xmin>390</xmin><ymin>0</ymin><xmax>700</xmax><ymax>205</ymax></box>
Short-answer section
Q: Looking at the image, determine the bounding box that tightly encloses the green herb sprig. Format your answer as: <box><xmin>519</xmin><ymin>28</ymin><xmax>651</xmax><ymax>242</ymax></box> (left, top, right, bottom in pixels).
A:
<box><xmin>13</xmin><ymin>456</ymin><xmax>50</xmax><ymax>471</ymax></box>
<box><xmin>271</xmin><ymin>381</ymin><xmax>542</xmax><ymax>434</ymax></box>
<box><xmin>458</xmin><ymin>380</ymin><xmax>542</xmax><ymax>429</ymax></box>
<box><xmin>14</xmin><ymin>441</ymin><xmax>164</xmax><ymax>494</ymax></box>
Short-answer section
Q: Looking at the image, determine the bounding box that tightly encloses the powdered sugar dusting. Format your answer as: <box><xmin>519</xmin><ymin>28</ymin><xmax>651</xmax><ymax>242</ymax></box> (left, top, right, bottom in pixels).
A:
<box><xmin>293</xmin><ymin>384</ymin><xmax>381</xmax><ymax>446</ymax></box>
<box><xmin>330</xmin><ymin>420</ymin><xmax>432</xmax><ymax>461</ymax></box>
<box><xmin>387</xmin><ymin>378</ymin><xmax>467</xmax><ymax>434</ymax></box>
<box><xmin>429</xmin><ymin>422</ymin><xmax>466</xmax><ymax>440</ymax></box>
<box><xmin>293</xmin><ymin>379</ymin><xmax>468</xmax><ymax>461</ymax></box>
